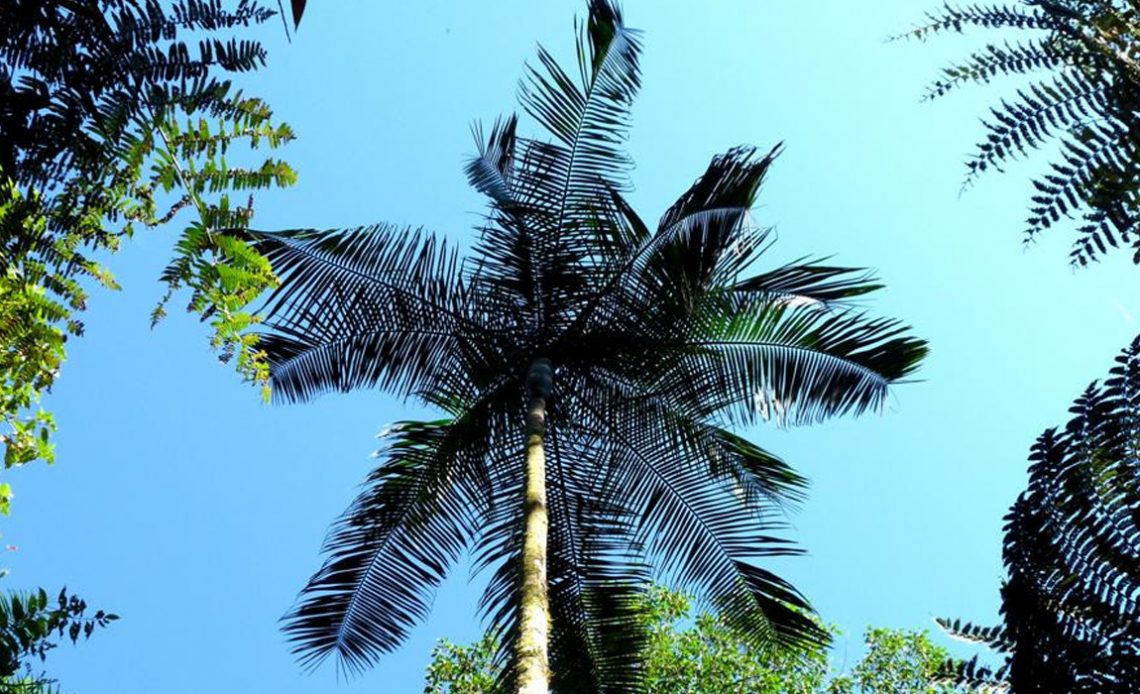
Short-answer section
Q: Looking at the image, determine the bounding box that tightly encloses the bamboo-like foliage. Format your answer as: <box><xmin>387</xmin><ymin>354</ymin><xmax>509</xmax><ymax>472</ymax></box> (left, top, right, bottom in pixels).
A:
<box><xmin>255</xmin><ymin>2</ymin><xmax>927</xmax><ymax>690</ymax></box>
<box><xmin>900</xmin><ymin>1</ymin><xmax>1140</xmax><ymax>266</ymax></box>
<box><xmin>937</xmin><ymin>337</ymin><xmax>1140</xmax><ymax>693</ymax></box>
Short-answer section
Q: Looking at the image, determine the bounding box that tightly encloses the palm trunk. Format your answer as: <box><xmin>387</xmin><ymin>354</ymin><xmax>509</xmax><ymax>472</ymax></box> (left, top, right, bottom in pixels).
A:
<box><xmin>516</xmin><ymin>358</ymin><xmax>553</xmax><ymax>694</ymax></box>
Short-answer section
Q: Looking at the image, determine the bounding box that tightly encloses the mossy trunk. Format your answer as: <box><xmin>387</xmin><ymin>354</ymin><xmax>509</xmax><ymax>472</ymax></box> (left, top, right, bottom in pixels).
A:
<box><xmin>516</xmin><ymin>359</ymin><xmax>553</xmax><ymax>694</ymax></box>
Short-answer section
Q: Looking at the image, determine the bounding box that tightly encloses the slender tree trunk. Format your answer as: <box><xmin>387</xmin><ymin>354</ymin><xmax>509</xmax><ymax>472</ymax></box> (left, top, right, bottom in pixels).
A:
<box><xmin>516</xmin><ymin>358</ymin><xmax>553</xmax><ymax>694</ymax></box>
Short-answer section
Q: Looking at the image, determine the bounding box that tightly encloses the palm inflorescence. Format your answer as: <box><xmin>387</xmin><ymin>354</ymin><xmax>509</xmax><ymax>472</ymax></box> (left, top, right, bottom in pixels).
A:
<box><xmin>938</xmin><ymin>337</ymin><xmax>1140</xmax><ymax>693</ymax></box>
<box><xmin>903</xmin><ymin>1</ymin><xmax>1140</xmax><ymax>266</ymax></box>
<box><xmin>246</xmin><ymin>1</ymin><xmax>927</xmax><ymax>690</ymax></box>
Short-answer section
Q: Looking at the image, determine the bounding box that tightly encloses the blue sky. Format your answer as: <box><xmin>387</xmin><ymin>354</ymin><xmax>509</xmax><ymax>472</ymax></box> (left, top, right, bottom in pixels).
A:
<box><xmin>7</xmin><ymin>1</ymin><xmax>1140</xmax><ymax>692</ymax></box>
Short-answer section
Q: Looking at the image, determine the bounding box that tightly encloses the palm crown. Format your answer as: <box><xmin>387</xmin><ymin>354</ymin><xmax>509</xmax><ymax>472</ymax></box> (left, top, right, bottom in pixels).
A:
<box><xmin>245</xmin><ymin>1</ymin><xmax>927</xmax><ymax>690</ymax></box>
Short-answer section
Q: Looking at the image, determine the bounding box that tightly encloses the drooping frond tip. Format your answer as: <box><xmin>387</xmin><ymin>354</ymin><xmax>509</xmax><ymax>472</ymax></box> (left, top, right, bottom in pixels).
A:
<box><xmin>281</xmin><ymin>418</ymin><xmax>485</xmax><ymax>673</ymax></box>
<box><xmin>466</xmin><ymin>115</ymin><xmax>519</xmax><ymax>207</ymax></box>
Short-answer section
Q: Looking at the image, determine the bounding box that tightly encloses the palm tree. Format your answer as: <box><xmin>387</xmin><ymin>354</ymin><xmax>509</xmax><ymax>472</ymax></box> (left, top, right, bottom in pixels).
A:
<box><xmin>936</xmin><ymin>337</ymin><xmax>1140</xmax><ymax>693</ymax></box>
<box><xmin>900</xmin><ymin>1</ymin><xmax>1140</xmax><ymax>266</ymax></box>
<box><xmin>247</xmin><ymin>1</ymin><xmax>927</xmax><ymax>691</ymax></box>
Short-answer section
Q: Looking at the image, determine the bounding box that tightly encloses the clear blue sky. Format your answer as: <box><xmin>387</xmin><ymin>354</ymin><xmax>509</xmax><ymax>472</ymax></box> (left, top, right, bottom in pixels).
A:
<box><xmin>8</xmin><ymin>1</ymin><xmax>1140</xmax><ymax>692</ymax></box>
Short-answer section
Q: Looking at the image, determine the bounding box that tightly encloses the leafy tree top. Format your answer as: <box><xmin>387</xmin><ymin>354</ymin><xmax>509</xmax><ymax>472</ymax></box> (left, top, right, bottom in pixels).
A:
<box><xmin>424</xmin><ymin>587</ymin><xmax>954</xmax><ymax>694</ymax></box>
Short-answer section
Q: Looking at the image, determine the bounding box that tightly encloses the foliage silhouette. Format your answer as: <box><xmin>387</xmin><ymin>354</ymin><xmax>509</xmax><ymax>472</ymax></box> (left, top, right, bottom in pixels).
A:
<box><xmin>248</xmin><ymin>1</ymin><xmax>927</xmax><ymax>690</ymax></box>
<box><xmin>900</xmin><ymin>1</ymin><xmax>1140</xmax><ymax>266</ymax></box>
<box><xmin>0</xmin><ymin>588</ymin><xmax>116</xmax><ymax>694</ymax></box>
<box><xmin>3</xmin><ymin>4</ymin><xmax>290</xmax><ymax>689</ymax></box>
<box><xmin>1</xmin><ymin>0</ymin><xmax>295</xmax><ymax>468</ymax></box>
<box><xmin>288</xmin><ymin>0</ymin><xmax>304</xmax><ymax>28</ymax></box>
<box><xmin>937</xmin><ymin>336</ymin><xmax>1140</xmax><ymax>692</ymax></box>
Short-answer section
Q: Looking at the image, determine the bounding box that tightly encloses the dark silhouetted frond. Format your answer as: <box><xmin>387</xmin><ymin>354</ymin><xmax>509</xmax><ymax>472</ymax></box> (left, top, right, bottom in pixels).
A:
<box><xmin>679</xmin><ymin>298</ymin><xmax>926</xmax><ymax>427</ymax></box>
<box><xmin>282</xmin><ymin>417</ymin><xmax>490</xmax><ymax>673</ymax></box>
<box><xmin>935</xmin><ymin>654</ymin><xmax>1011</xmax><ymax>692</ymax></box>
<box><xmin>564</xmin><ymin>373</ymin><xmax>827</xmax><ymax>652</ymax></box>
<box><xmin>736</xmin><ymin>259</ymin><xmax>883</xmax><ymax>308</ymax></box>
<box><xmin>244</xmin><ymin>226</ymin><xmax>505</xmax><ymax>404</ymax></box>
<box><xmin>936</xmin><ymin>617</ymin><xmax>1010</xmax><ymax>649</ymax></box>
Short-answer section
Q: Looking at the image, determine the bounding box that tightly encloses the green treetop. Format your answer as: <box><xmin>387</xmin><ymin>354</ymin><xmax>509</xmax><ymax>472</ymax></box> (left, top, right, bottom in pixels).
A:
<box><xmin>424</xmin><ymin>587</ymin><xmax>954</xmax><ymax>694</ymax></box>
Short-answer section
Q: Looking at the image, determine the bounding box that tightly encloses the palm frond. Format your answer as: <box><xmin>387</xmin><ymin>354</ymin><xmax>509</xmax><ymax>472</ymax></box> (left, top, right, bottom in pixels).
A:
<box><xmin>735</xmin><ymin>259</ymin><xmax>883</xmax><ymax>309</ymax></box>
<box><xmin>282</xmin><ymin>417</ymin><xmax>488</xmax><ymax>673</ymax></box>
<box><xmin>563</xmin><ymin>145</ymin><xmax>780</xmax><ymax>342</ymax></box>
<box><xmin>708</xmin><ymin>426</ymin><xmax>809</xmax><ymax>506</ymax></box>
<box><xmin>244</xmin><ymin>226</ymin><xmax>502</xmax><ymax>403</ymax></box>
<box><xmin>490</xmin><ymin>0</ymin><xmax>642</xmax><ymax>306</ymax></box>
<box><xmin>638</xmin><ymin>145</ymin><xmax>780</xmax><ymax>308</ymax></box>
<box><xmin>466</xmin><ymin>116</ymin><xmax>520</xmax><ymax>209</ymax></box>
<box><xmin>676</xmin><ymin>297</ymin><xmax>927</xmax><ymax>426</ymax></box>
<box><xmin>579</xmin><ymin>367</ymin><xmax>808</xmax><ymax>507</ymax></box>
<box><xmin>517</xmin><ymin>0</ymin><xmax>640</xmax><ymax>195</ymax></box>
<box><xmin>569</xmin><ymin>375</ymin><xmax>827</xmax><ymax>652</ymax></box>
<box><xmin>289</xmin><ymin>0</ymin><xmax>306</xmax><ymax>28</ymax></box>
